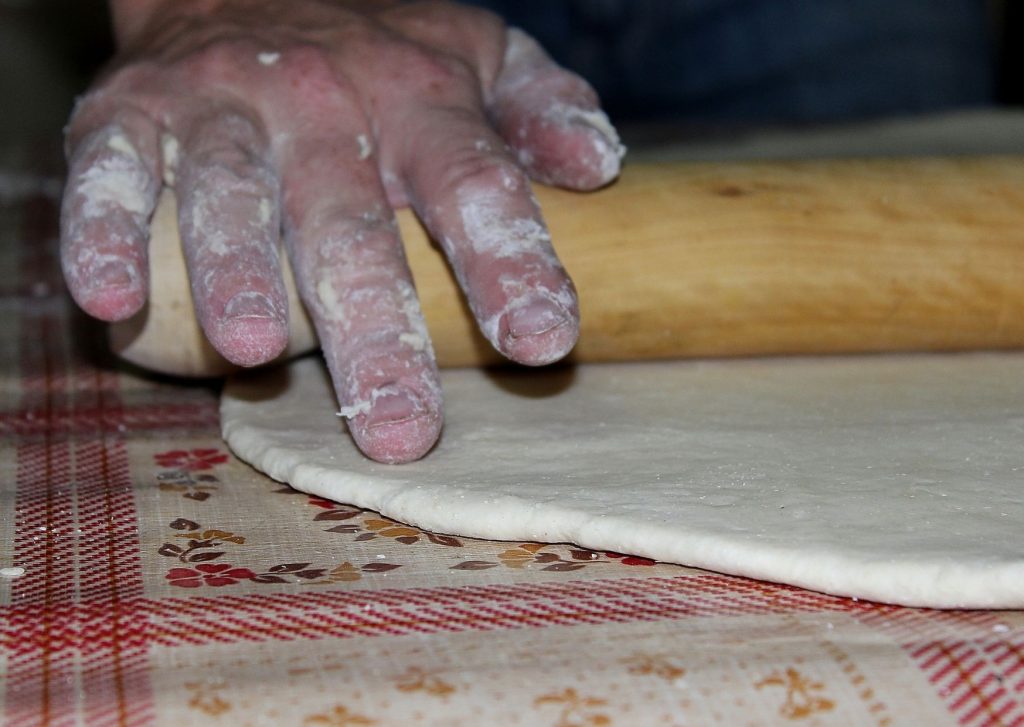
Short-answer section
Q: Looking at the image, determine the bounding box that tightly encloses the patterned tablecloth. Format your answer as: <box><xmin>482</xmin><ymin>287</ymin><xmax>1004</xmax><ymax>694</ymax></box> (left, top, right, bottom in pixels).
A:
<box><xmin>2</xmin><ymin>177</ymin><xmax>1023</xmax><ymax>727</ymax></box>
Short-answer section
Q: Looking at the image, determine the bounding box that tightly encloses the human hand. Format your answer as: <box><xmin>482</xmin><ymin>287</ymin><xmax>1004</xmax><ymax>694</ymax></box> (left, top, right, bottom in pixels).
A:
<box><xmin>61</xmin><ymin>0</ymin><xmax>624</xmax><ymax>463</ymax></box>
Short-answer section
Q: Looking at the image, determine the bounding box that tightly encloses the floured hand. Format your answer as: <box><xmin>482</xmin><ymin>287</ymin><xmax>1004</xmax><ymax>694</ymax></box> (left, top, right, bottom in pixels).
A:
<box><xmin>60</xmin><ymin>0</ymin><xmax>624</xmax><ymax>463</ymax></box>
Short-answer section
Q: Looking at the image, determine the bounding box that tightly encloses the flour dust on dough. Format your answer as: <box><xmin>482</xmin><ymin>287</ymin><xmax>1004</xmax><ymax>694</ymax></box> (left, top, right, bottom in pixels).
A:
<box><xmin>221</xmin><ymin>353</ymin><xmax>1024</xmax><ymax>609</ymax></box>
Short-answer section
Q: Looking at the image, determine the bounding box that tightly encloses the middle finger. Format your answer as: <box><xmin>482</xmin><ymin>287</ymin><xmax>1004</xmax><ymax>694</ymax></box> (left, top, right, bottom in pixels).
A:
<box><xmin>175</xmin><ymin>105</ymin><xmax>289</xmax><ymax>367</ymax></box>
<box><xmin>277</xmin><ymin>125</ymin><xmax>444</xmax><ymax>464</ymax></box>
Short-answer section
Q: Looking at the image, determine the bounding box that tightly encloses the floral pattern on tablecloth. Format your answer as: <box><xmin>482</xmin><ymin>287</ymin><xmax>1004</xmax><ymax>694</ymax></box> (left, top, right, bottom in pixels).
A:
<box><xmin>2</xmin><ymin>188</ymin><xmax>1023</xmax><ymax>726</ymax></box>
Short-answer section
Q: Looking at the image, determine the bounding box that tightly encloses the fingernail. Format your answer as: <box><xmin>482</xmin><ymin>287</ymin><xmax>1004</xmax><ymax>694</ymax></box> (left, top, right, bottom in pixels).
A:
<box><xmin>349</xmin><ymin>383</ymin><xmax>443</xmax><ymax>464</ymax></box>
<box><xmin>568</xmin><ymin>109</ymin><xmax>625</xmax><ymax>153</ymax></box>
<box><xmin>366</xmin><ymin>385</ymin><xmax>426</xmax><ymax>429</ymax></box>
<box><xmin>91</xmin><ymin>260</ymin><xmax>136</xmax><ymax>290</ymax></box>
<box><xmin>507</xmin><ymin>297</ymin><xmax>569</xmax><ymax>340</ymax></box>
<box><xmin>567</xmin><ymin>109</ymin><xmax>627</xmax><ymax>181</ymax></box>
<box><xmin>224</xmin><ymin>292</ymin><xmax>275</xmax><ymax>320</ymax></box>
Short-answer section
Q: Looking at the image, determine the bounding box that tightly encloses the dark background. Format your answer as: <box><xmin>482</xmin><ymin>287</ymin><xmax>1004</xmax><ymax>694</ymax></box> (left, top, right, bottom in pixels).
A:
<box><xmin>1</xmin><ymin>0</ymin><xmax>1020</xmax><ymax>149</ymax></box>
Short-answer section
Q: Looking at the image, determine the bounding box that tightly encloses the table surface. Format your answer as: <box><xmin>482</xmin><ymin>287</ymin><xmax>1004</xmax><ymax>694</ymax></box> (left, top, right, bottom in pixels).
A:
<box><xmin>2</xmin><ymin>168</ymin><xmax>1023</xmax><ymax>727</ymax></box>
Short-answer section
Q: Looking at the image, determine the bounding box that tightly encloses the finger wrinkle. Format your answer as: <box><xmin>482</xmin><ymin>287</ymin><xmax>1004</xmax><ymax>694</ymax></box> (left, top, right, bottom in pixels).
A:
<box><xmin>62</xmin><ymin>126</ymin><xmax>154</xmax><ymax>302</ymax></box>
<box><xmin>324</xmin><ymin>279</ymin><xmax>436</xmax><ymax>358</ymax></box>
<box><xmin>314</xmin><ymin>275</ymin><xmax>347</xmax><ymax>323</ymax></box>
<box><xmin>63</xmin><ymin>206</ymin><xmax>147</xmax><ymax>254</ymax></box>
<box><xmin>307</xmin><ymin>243</ymin><xmax>399</xmax><ymax>296</ymax></box>
<box><xmin>497</xmin><ymin>267</ymin><xmax>571</xmax><ymax>298</ymax></box>
<box><xmin>332</xmin><ymin>349</ymin><xmax>442</xmax><ymax>422</ymax></box>
<box><xmin>304</xmin><ymin>208</ymin><xmax>395</xmax><ymax>253</ymax></box>
<box><xmin>343</xmin><ymin>351</ymin><xmax>438</xmax><ymax>386</ymax></box>
<box><xmin>184</xmin><ymin>186</ymin><xmax>277</xmax><ymax>259</ymax></box>
<box><xmin>311</xmin><ymin>272</ymin><xmax>375</xmax><ymax>322</ymax></box>
<box><xmin>312</xmin><ymin>274</ymin><xmax>431</xmax><ymax>359</ymax></box>
<box><xmin>194</xmin><ymin>250</ymin><xmax>287</xmax><ymax>334</ymax></box>
<box><xmin>336</xmin><ymin>327</ymin><xmax>432</xmax><ymax>360</ymax></box>
<box><xmin>188</xmin><ymin>209</ymin><xmax>242</xmax><ymax>258</ymax></box>
<box><xmin>316</xmin><ymin>279</ymin><xmax>439</xmax><ymax>420</ymax></box>
<box><xmin>457</xmin><ymin>187</ymin><xmax>554</xmax><ymax>260</ymax></box>
<box><xmin>337</xmin><ymin>379</ymin><xmax>432</xmax><ymax>423</ymax></box>
<box><xmin>343</xmin><ymin>364</ymin><xmax>441</xmax><ymax>410</ymax></box>
<box><xmin>188</xmin><ymin>158</ymin><xmax>276</xmax><ymax>197</ymax></box>
<box><xmin>185</xmin><ymin>116</ymin><xmax>275</xmax><ymax>188</ymax></box>
<box><xmin>66</xmin><ymin>250</ymin><xmax>142</xmax><ymax>291</ymax></box>
<box><xmin>196</xmin><ymin>251</ymin><xmax>281</xmax><ymax>290</ymax></box>
<box><xmin>396</xmin><ymin>278</ymin><xmax>433</xmax><ymax>354</ymax></box>
<box><xmin>73</xmin><ymin>151</ymin><xmax>153</xmax><ymax>220</ymax></box>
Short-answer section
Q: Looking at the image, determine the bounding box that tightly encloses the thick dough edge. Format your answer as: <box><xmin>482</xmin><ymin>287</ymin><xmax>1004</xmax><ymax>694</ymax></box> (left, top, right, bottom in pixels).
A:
<box><xmin>222</xmin><ymin>354</ymin><xmax>1024</xmax><ymax>609</ymax></box>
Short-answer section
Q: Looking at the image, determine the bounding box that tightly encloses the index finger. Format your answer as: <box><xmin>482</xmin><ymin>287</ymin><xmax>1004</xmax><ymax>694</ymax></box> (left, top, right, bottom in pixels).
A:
<box><xmin>61</xmin><ymin>101</ymin><xmax>162</xmax><ymax>321</ymax></box>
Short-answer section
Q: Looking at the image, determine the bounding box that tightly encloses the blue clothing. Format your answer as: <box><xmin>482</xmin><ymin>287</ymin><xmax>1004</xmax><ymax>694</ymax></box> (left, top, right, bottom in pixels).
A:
<box><xmin>468</xmin><ymin>0</ymin><xmax>994</xmax><ymax>122</ymax></box>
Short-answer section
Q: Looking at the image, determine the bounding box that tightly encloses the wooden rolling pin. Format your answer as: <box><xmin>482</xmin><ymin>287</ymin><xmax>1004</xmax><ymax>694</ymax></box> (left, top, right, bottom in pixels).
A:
<box><xmin>110</xmin><ymin>158</ymin><xmax>1024</xmax><ymax>376</ymax></box>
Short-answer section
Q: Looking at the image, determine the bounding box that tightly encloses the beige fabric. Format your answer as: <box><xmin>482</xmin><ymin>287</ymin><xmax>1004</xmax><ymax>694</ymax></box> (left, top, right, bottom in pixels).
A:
<box><xmin>5</xmin><ymin>105</ymin><xmax>1024</xmax><ymax>721</ymax></box>
<box><xmin>2</xmin><ymin>186</ymin><xmax>1023</xmax><ymax>726</ymax></box>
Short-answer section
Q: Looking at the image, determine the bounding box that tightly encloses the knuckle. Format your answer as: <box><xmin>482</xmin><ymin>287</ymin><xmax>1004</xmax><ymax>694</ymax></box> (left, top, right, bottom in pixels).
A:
<box><xmin>391</xmin><ymin>45</ymin><xmax>474</xmax><ymax>100</ymax></box>
<box><xmin>424</xmin><ymin>54</ymin><xmax>475</xmax><ymax>94</ymax></box>
<box><xmin>441</xmin><ymin>154</ymin><xmax>526</xmax><ymax>199</ymax></box>
<box><xmin>203</xmin><ymin>157</ymin><xmax>274</xmax><ymax>196</ymax></box>
<box><xmin>189</xmin><ymin>144</ymin><xmax>274</xmax><ymax>195</ymax></box>
<box><xmin>68</xmin><ymin>82</ymin><xmax>160</xmax><ymax>148</ymax></box>
<box><xmin>278</xmin><ymin>45</ymin><xmax>355</xmax><ymax>109</ymax></box>
<box><xmin>278</xmin><ymin>44</ymin><xmax>335</xmax><ymax>81</ymax></box>
<box><xmin>184</xmin><ymin>111</ymin><xmax>274</xmax><ymax>190</ymax></box>
<box><xmin>310</xmin><ymin>209</ymin><xmax>401</xmax><ymax>270</ymax></box>
<box><xmin>184</xmin><ymin>34</ymin><xmax>263</xmax><ymax>80</ymax></box>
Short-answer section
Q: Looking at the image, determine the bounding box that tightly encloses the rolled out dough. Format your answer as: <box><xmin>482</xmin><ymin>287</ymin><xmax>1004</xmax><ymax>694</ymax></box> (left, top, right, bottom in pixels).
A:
<box><xmin>222</xmin><ymin>353</ymin><xmax>1024</xmax><ymax>609</ymax></box>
